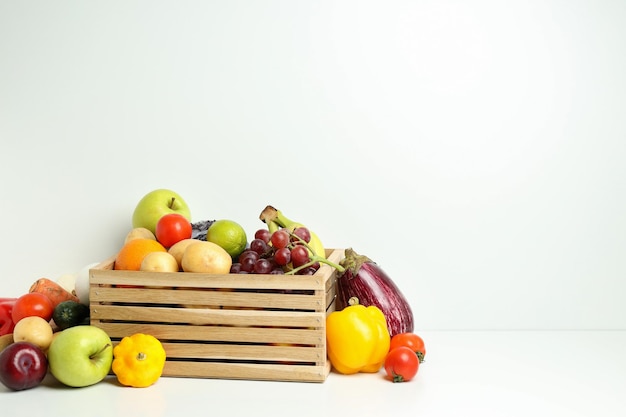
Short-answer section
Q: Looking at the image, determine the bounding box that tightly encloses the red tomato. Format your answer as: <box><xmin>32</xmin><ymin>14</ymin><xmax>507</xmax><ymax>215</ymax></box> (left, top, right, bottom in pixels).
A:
<box><xmin>384</xmin><ymin>346</ymin><xmax>419</xmax><ymax>383</ymax></box>
<box><xmin>389</xmin><ymin>332</ymin><xmax>426</xmax><ymax>363</ymax></box>
<box><xmin>11</xmin><ymin>293</ymin><xmax>54</xmax><ymax>323</ymax></box>
<box><xmin>155</xmin><ymin>213</ymin><xmax>192</xmax><ymax>248</ymax></box>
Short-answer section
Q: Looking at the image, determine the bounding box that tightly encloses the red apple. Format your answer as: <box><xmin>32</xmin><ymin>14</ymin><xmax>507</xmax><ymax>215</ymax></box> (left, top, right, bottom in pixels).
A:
<box><xmin>0</xmin><ymin>342</ymin><xmax>48</xmax><ymax>391</ymax></box>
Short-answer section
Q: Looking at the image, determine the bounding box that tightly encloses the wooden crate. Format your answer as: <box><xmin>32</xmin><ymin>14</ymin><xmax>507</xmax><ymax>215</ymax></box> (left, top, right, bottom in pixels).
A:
<box><xmin>89</xmin><ymin>248</ymin><xmax>343</xmax><ymax>383</ymax></box>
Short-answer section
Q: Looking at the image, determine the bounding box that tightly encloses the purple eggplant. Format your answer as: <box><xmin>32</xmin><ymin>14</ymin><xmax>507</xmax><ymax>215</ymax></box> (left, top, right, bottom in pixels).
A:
<box><xmin>335</xmin><ymin>248</ymin><xmax>414</xmax><ymax>337</ymax></box>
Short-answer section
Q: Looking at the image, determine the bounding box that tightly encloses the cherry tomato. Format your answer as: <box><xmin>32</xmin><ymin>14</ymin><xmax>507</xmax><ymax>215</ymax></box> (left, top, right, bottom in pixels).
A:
<box><xmin>155</xmin><ymin>213</ymin><xmax>192</xmax><ymax>248</ymax></box>
<box><xmin>389</xmin><ymin>332</ymin><xmax>426</xmax><ymax>363</ymax></box>
<box><xmin>11</xmin><ymin>293</ymin><xmax>54</xmax><ymax>323</ymax></box>
<box><xmin>384</xmin><ymin>346</ymin><xmax>419</xmax><ymax>382</ymax></box>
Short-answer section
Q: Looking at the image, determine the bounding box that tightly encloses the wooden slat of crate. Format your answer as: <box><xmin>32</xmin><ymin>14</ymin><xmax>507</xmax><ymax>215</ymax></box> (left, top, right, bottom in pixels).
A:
<box><xmin>91</xmin><ymin>269</ymin><xmax>330</xmax><ymax>290</ymax></box>
<box><xmin>91</xmin><ymin>286</ymin><xmax>325</xmax><ymax>311</ymax></box>
<box><xmin>161</xmin><ymin>342</ymin><xmax>323</xmax><ymax>362</ymax></box>
<box><xmin>163</xmin><ymin>361</ymin><xmax>330</xmax><ymax>382</ymax></box>
<box><xmin>95</xmin><ymin>322</ymin><xmax>324</xmax><ymax>345</ymax></box>
<box><xmin>92</xmin><ymin>304</ymin><xmax>326</xmax><ymax>327</ymax></box>
<box><xmin>91</xmin><ymin>248</ymin><xmax>341</xmax><ymax>290</ymax></box>
<box><xmin>96</xmin><ymin>320</ymin><xmax>326</xmax><ymax>362</ymax></box>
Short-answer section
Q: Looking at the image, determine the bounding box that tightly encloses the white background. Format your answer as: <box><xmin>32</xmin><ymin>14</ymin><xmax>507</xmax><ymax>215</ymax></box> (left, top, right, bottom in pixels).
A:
<box><xmin>1</xmin><ymin>0</ymin><xmax>625</xmax><ymax>331</ymax></box>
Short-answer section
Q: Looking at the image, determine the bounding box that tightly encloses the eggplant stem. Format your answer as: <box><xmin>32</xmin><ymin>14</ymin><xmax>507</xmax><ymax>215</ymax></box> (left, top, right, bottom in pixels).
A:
<box><xmin>340</xmin><ymin>248</ymin><xmax>373</xmax><ymax>274</ymax></box>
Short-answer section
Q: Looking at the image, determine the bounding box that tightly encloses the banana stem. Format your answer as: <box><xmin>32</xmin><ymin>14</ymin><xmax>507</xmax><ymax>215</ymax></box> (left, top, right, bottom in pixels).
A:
<box><xmin>259</xmin><ymin>205</ymin><xmax>298</xmax><ymax>229</ymax></box>
<box><xmin>259</xmin><ymin>205</ymin><xmax>281</xmax><ymax>225</ymax></box>
<box><xmin>273</xmin><ymin>210</ymin><xmax>294</xmax><ymax>229</ymax></box>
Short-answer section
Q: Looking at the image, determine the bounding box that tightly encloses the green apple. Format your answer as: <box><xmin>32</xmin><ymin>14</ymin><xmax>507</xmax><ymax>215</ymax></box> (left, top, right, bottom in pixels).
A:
<box><xmin>132</xmin><ymin>189</ymin><xmax>192</xmax><ymax>234</ymax></box>
<box><xmin>47</xmin><ymin>325</ymin><xmax>113</xmax><ymax>387</ymax></box>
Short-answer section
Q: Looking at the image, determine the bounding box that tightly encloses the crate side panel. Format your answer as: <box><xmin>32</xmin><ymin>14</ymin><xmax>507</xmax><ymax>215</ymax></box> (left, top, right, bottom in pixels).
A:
<box><xmin>87</xmin><ymin>248</ymin><xmax>343</xmax><ymax>382</ymax></box>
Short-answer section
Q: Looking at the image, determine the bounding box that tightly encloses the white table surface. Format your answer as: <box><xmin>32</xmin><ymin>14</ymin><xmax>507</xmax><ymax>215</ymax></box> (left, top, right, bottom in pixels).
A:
<box><xmin>3</xmin><ymin>330</ymin><xmax>625</xmax><ymax>416</ymax></box>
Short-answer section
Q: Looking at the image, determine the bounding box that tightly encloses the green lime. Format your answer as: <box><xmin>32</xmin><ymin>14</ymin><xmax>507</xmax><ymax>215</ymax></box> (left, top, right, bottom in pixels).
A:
<box><xmin>205</xmin><ymin>219</ymin><xmax>248</xmax><ymax>258</ymax></box>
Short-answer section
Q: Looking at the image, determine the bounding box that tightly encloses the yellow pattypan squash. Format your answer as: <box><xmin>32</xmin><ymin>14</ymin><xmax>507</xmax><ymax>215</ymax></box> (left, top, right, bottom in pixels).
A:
<box><xmin>326</xmin><ymin>300</ymin><xmax>391</xmax><ymax>375</ymax></box>
<box><xmin>112</xmin><ymin>333</ymin><xmax>166</xmax><ymax>388</ymax></box>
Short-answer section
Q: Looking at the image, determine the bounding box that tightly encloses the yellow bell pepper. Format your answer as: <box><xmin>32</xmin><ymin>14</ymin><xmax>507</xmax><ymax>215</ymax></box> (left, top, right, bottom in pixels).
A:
<box><xmin>112</xmin><ymin>333</ymin><xmax>166</xmax><ymax>388</ymax></box>
<box><xmin>326</xmin><ymin>301</ymin><xmax>391</xmax><ymax>375</ymax></box>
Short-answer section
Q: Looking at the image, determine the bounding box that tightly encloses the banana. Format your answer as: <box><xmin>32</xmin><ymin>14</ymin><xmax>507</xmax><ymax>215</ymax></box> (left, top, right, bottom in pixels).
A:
<box><xmin>259</xmin><ymin>205</ymin><xmax>326</xmax><ymax>259</ymax></box>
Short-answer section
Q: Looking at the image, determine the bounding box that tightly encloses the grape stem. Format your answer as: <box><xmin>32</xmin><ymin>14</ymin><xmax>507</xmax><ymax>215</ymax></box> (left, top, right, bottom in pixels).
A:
<box><xmin>285</xmin><ymin>255</ymin><xmax>344</xmax><ymax>275</ymax></box>
<box><xmin>285</xmin><ymin>233</ymin><xmax>345</xmax><ymax>275</ymax></box>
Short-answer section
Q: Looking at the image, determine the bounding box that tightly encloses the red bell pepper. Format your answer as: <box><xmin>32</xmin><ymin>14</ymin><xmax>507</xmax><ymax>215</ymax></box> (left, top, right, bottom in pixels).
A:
<box><xmin>0</xmin><ymin>298</ymin><xmax>17</xmax><ymax>336</ymax></box>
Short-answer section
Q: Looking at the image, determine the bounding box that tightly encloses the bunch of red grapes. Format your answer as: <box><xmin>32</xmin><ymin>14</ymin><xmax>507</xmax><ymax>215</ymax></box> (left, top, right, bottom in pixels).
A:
<box><xmin>230</xmin><ymin>227</ymin><xmax>320</xmax><ymax>275</ymax></box>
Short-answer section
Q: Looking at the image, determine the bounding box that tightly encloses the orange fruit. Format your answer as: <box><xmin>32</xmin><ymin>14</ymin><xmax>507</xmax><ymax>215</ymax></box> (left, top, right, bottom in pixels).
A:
<box><xmin>114</xmin><ymin>238</ymin><xmax>167</xmax><ymax>271</ymax></box>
